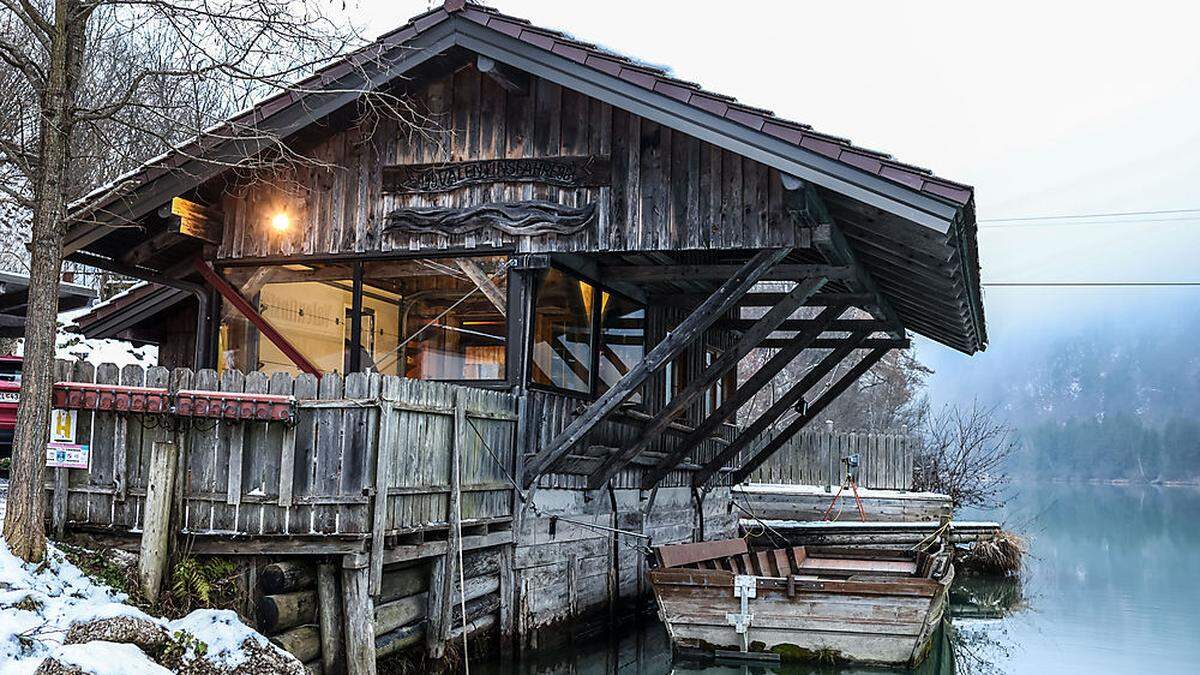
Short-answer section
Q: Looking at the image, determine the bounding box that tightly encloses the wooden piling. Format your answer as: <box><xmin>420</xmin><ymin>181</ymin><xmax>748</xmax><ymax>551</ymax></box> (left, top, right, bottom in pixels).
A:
<box><xmin>317</xmin><ymin>563</ymin><xmax>345</xmax><ymax>675</ymax></box>
<box><xmin>341</xmin><ymin>554</ymin><xmax>376</xmax><ymax>675</ymax></box>
<box><xmin>138</xmin><ymin>439</ymin><xmax>178</xmax><ymax>602</ymax></box>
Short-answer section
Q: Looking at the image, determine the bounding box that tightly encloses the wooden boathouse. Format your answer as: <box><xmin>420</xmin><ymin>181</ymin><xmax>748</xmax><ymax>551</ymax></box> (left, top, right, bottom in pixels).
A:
<box><xmin>55</xmin><ymin>1</ymin><xmax>986</xmax><ymax>672</ymax></box>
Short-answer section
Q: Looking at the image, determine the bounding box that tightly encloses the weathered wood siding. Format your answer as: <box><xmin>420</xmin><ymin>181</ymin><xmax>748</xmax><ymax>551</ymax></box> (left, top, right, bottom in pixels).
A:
<box><xmin>515</xmin><ymin>485</ymin><xmax>736</xmax><ymax>647</ymax></box>
<box><xmin>743</xmin><ymin>427</ymin><xmax>915</xmax><ymax>490</ymax></box>
<box><xmin>48</xmin><ymin>361</ymin><xmax>517</xmax><ymax>537</ymax></box>
<box><xmin>216</xmin><ymin>65</ymin><xmax>812</xmax><ymax>259</ymax></box>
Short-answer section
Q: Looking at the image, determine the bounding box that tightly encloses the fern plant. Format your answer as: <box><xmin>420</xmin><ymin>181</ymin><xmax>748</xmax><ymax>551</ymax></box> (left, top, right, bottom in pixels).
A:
<box><xmin>170</xmin><ymin>557</ymin><xmax>238</xmax><ymax>612</ymax></box>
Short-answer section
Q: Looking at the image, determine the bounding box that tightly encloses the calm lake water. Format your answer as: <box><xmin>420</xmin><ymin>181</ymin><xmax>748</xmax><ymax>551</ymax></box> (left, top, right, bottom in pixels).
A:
<box><xmin>482</xmin><ymin>482</ymin><xmax>1200</xmax><ymax>674</ymax></box>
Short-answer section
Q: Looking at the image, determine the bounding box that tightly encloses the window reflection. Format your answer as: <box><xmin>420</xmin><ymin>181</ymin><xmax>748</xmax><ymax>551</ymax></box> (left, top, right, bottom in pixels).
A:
<box><xmin>216</xmin><ymin>257</ymin><xmax>508</xmax><ymax>381</ymax></box>
<box><xmin>598</xmin><ymin>292</ymin><xmax>645</xmax><ymax>403</ymax></box>
<box><xmin>532</xmin><ymin>268</ymin><xmax>593</xmax><ymax>393</ymax></box>
<box><xmin>363</xmin><ymin>257</ymin><xmax>508</xmax><ymax>380</ymax></box>
<box><xmin>218</xmin><ymin>263</ymin><xmax>355</xmax><ymax>375</ymax></box>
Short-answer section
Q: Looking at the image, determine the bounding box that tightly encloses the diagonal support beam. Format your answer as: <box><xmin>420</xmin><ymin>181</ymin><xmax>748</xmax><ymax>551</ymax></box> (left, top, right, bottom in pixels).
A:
<box><xmin>586</xmin><ymin>276</ymin><xmax>830</xmax><ymax>489</ymax></box>
<box><xmin>728</xmin><ymin>347</ymin><xmax>891</xmax><ymax>485</ymax></box>
<box><xmin>640</xmin><ymin>304</ymin><xmax>848</xmax><ymax>490</ymax></box>
<box><xmin>192</xmin><ymin>257</ymin><xmax>321</xmax><ymax>376</ymax></box>
<box><xmin>690</xmin><ymin>332</ymin><xmax>869</xmax><ymax>487</ymax></box>
<box><xmin>521</xmin><ymin>248</ymin><xmax>790</xmax><ymax>487</ymax></box>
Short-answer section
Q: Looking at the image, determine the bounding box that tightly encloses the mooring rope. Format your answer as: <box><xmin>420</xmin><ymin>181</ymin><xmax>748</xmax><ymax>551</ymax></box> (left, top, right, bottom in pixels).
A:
<box><xmin>456</xmin><ymin>420</ymin><xmax>470</xmax><ymax>675</ymax></box>
<box><xmin>464</xmin><ymin>415</ymin><xmax>655</xmax><ymax>555</ymax></box>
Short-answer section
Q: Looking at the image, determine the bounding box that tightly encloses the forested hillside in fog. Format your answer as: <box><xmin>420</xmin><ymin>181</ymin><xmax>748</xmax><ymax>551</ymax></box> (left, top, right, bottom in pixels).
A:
<box><xmin>921</xmin><ymin>291</ymin><xmax>1200</xmax><ymax>483</ymax></box>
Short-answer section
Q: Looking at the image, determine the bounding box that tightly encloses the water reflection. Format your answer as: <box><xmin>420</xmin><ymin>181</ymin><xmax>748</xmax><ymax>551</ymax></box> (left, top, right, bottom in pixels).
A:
<box><xmin>480</xmin><ymin>614</ymin><xmax>966</xmax><ymax>675</ymax></box>
<box><xmin>482</xmin><ymin>483</ymin><xmax>1200</xmax><ymax>674</ymax></box>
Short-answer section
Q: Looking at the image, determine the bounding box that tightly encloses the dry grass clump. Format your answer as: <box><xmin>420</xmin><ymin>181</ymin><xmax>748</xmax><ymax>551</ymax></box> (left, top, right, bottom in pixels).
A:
<box><xmin>961</xmin><ymin>530</ymin><xmax>1026</xmax><ymax>576</ymax></box>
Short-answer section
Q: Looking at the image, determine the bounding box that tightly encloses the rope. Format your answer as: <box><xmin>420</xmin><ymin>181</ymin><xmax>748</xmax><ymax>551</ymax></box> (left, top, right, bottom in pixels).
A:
<box><xmin>464</xmin><ymin>414</ymin><xmax>654</xmax><ymax>555</ymax></box>
<box><xmin>729</xmin><ymin>491</ymin><xmax>789</xmax><ymax>549</ymax></box>
<box><xmin>455</xmin><ymin>432</ymin><xmax>470</xmax><ymax>675</ymax></box>
<box><xmin>910</xmin><ymin>518</ymin><xmax>953</xmax><ymax>551</ymax></box>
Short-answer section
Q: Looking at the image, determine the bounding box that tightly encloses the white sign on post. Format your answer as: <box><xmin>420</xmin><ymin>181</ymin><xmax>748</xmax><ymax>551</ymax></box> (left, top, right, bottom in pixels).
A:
<box><xmin>46</xmin><ymin>443</ymin><xmax>90</xmax><ymax>470</ymax></box>
<box><xmin>50</xmin><ymin>409</ymin><xmax>77</xmax><ymax>443</ymax></box>
<box><xmin>47</xmin><ymin>409</ymin><xmax>88</xmax><ymax>470</ymax></box>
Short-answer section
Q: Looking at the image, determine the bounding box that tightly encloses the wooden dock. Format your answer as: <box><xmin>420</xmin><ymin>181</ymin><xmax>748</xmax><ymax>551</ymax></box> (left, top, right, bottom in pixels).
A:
<box><xmin>734</xmin><ymin>483</ymin><xmax>953</xmax><ymax>522</ymax></box>
<box><xmin>744</xmin><ymin>519</ymin><xmax>1003</xmax><ymax>549</ymax></box>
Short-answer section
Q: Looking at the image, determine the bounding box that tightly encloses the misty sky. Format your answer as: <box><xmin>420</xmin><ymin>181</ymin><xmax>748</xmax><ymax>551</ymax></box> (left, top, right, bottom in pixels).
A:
<box><xmin>356</xmin><ymin>1</ymin><xmax>1200</xmax><ymax>394</ymax></box>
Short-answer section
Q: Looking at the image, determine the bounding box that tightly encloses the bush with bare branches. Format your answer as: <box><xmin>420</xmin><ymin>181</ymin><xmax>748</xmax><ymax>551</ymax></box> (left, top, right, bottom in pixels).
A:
<box><xmin>913</xmin><ymin>401</ymin><xmax>1019</xmax><ymax>509</ymax></box>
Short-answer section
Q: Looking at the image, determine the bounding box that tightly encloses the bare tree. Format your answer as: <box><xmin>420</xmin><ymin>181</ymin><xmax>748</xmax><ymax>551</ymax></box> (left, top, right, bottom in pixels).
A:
<box><xmin>0</xmin><ymin>0</ymin><xmax>417</xmax><ymax>562</ymax></box>
<box><xmin>913</xmin><ymin>401</ymin><xmax>1019</xmax><ymax>509</ymax></box>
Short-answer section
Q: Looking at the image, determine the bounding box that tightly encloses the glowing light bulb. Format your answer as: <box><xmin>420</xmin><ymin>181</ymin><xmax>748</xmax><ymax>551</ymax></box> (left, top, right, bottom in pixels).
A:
<box><xmin>271</xmin><ymin>212</ymin><xmax>290</xmax><ymax>232</ymax></box>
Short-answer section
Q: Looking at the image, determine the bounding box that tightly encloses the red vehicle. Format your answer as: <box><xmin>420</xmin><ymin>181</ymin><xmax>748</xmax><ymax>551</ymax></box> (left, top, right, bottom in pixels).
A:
<box><xmin>0</xmin><ymin>355</ymin><xmax>20</xmax><ymax>459</ymax></box>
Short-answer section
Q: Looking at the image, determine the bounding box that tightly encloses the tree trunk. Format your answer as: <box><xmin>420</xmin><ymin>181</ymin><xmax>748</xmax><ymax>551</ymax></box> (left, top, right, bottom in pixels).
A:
<box><xmin>2</xmin><ymin>1</ymin><xmax>89</xmax><ymax>563</ymax></box>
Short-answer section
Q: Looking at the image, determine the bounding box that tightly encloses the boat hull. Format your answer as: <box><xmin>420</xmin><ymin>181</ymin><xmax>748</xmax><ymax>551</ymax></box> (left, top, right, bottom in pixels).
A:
<box><xmin>650</xmin><ymin>564</ymin><xmax>954</xmax><ymax>667</ymax></box>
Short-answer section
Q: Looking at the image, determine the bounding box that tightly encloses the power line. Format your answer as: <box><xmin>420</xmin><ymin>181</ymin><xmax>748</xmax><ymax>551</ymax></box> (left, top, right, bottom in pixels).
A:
<box><xmin>980</xmin><ymin>216</ymin><xmax>1200</xmax><ymax>229</ymax></box>
<box><xmin>983</xmin><ymin>281</ymin><xmax>1200</xmax><ymax>287</ymax></box>
<box><xmin>979</xmin><ymin>207</ymin><xmax>1200</xmax><ymax>223</ymax></box>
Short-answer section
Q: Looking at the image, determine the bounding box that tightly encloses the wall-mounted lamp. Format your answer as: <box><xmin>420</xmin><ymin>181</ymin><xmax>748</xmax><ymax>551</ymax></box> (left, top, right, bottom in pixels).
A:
<box><xmin>271</xmin><ymin>212</ymin><xmax>291</xmax><ymax>233</ymax></box>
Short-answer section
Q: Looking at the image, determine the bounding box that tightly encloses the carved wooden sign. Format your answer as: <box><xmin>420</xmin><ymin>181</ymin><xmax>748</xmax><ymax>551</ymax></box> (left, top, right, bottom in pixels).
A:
<box><xmin>382</xmin><ymin>156</ymin><xmax>610</xmax><ymax>194</ymax></box>
<box><xmin>384</xmin><ymin>201</ymin><xmax>596</xmax><ymax>238</ymax></box>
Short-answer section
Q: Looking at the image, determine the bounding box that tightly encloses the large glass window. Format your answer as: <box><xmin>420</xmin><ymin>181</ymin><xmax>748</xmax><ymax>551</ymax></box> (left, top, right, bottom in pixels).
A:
<box><xmin>219</xmin><ymin>263</ymin><xmax>356</xmax><ymax>375</ymax></box>
<box><xmin>362</xmin><ymin>257</ymin><xmax>507</xmax><ymax>380</ymax></box>
<box><xmin>216</xmin><ymin>256</ymin><xmax>508</xmax><ymax>380</ymax></box>
<box><xmin>597</xmin><ymin>291</ymin><xmax>645</xmax><ymax>402</ymax></box>
<box><xmin>531</xmin><ymin>268</ymin><xmax>594</xmax><ymax>393</ymax></box>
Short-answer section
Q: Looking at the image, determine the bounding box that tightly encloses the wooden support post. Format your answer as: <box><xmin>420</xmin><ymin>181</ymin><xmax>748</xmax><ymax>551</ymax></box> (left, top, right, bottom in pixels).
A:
<box><xmin>691</xmin><ymin>334</ymin><xmax>869</xmax><ymax>487</ymax></box>
<box><xmin>588</xmin><ymin>276</ymin><xmax>828</xmax><ymax>488</ymax></box>
<box><xmin>139</xmin><ymin>439</ymin><xmax>178</xmax><ymax>603</ymax></box>
<box><xmin>523</xmin><ymin>249</ymin><xmax>789</xmax><ymax>486</ymax></box>
<box><xmin>428</xmin><ymin>391</ymin><xmax>466</xmax><ymax>660</ymax></box>
<box><xmin>341</xmin><ymin>555</ymin><xmax>377</xmax><ymax>675</ymax></box>
<box><xmin>498</xmin><ymin>544</ymin><xmax>515</xmax><ymax>653</ymax></box>
<box><xmin>642</xmin><ymin>304</ymin><xmax>847</xmax><ymax>488</ymax></box>
<box><xmin>425</xmin><ymin>557</ymin><xmax>449</xmax><ymax>659</ymax></box>
<box><xmin>51</xmin><ymin>468</ymin><xmax>68</xmax><ymax>538</ymax></box>
<box><xmin>317</xmin><ymin>563</ymin><xmax>346</xmax><ymax>675</ymax></box>
<box><xmin>278</xmin><ymin>423</ymin><xmax>297</xmax><ymax>508</ymax></box>
<box><xmin>730</xmin><ymin>347</ymin><xmax>891</xmax><ymax>484</ymax></box>
<box><xmin>369</xmin><ymin>396</ymin><xmax>394</xmax><ymax>596</ymax></box>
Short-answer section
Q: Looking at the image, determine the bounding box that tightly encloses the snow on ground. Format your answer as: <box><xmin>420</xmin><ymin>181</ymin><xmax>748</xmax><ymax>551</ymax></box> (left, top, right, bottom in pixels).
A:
<box><xmin>0</xmin><ymin>540</ymin><xmax>294</xmax><ymax>674</ymax></box>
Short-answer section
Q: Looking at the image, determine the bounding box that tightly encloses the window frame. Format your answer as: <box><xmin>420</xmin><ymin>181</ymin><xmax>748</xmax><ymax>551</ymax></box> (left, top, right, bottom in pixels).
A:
<box><xmin>526</xmin><ymin>263</ymin><xmax>646</xmax><ymax>401</ymax></box>
<box><xmin>212</xmin><ymin>254</ymin><xmax>513</xmax><ymax>386</ymax></box>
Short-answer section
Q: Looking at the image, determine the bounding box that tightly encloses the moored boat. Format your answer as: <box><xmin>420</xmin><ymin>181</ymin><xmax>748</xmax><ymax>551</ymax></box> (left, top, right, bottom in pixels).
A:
<box><xmin>648</xmin><ymin>537</ymin><xmax>953</xmax><ymax>667</ymax></box>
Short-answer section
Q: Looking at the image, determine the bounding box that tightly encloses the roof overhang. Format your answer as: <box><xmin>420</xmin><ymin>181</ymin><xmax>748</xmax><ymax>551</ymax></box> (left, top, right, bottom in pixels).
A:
<box><xmin>61</xmin><ymin>3</ymin><xmax>985</xmax><ymax>353</ymax></box>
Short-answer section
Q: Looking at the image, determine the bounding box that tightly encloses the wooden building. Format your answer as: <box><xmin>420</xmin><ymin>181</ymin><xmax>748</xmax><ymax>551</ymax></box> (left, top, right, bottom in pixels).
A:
<box><xmin>58</xmin><ymin>2</ymin><xmax>986</xmax><ymax>672</ymax></box>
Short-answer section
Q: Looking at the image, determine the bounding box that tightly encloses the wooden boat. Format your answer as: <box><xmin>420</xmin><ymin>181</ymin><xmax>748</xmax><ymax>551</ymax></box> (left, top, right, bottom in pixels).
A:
<box><xmin>648</xmin><ymin>537</ymin><xmax>954</xmax><ymax>667</ymax></box>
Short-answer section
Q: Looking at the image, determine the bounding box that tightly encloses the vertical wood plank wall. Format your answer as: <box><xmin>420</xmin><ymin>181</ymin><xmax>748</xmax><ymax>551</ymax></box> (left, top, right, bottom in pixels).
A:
<box><xmin>47</xmin><ymin>361</ymin><xmax>518</xmax><ymax>537</ymax></box>
<box><xmin>216</xmin><ymin>66</ymin><xmax>812</xmax><ymax>259</ymax></box>
<box><xmin>742</xmin><ymin>427</ymin><xmax>916</xmax><ymax>490</ymax></box>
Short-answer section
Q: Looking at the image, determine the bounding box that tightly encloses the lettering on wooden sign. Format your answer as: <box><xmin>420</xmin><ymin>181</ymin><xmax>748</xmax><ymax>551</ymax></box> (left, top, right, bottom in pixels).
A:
<box><xmin>384</xmin><ymin>201</ymin><xmax>596</xmax><ymax>237</ymax></box>
<box><xmin>382</xmin><ymin>156</ymin><xmax>610</xmax><ymax>194</ymax></box>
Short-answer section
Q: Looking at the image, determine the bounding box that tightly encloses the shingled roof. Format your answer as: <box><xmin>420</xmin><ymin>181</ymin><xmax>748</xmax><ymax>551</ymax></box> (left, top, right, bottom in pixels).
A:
<box><xmin>64</xmin><ymin>0</ymin><xmax>985</xmax><ymax>352</ymax></box>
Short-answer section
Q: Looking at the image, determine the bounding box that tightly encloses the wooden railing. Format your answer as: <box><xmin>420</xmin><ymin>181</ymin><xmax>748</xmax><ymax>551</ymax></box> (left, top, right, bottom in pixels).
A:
<box><xmin>46</xmin><ymin>360</ymin><xmax>518</xmax><ymax>541</ymax></box>
<box><xmin>741</xmin><ymin>423</ymin><xmax>915</xmax><ymax>490</ymax></box>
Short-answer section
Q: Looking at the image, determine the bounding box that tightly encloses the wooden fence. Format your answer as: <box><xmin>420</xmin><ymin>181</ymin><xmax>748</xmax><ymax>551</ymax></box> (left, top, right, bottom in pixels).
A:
<box><xmin>47</xmin><ymin>360</ymin><xmax>518</xmax><ymax>541</ymax></box>
<box><xmin>741</xmin><ymin>423</ymin><xmax>915</xmax><ymax>490</ymax></box>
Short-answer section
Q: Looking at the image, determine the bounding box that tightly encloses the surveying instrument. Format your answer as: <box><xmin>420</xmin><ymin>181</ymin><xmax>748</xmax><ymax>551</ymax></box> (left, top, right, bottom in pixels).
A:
<box><xmin>822</xmin><ymin>452</ymin><xmax>867</xmax><ymax>522</ymax></box>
